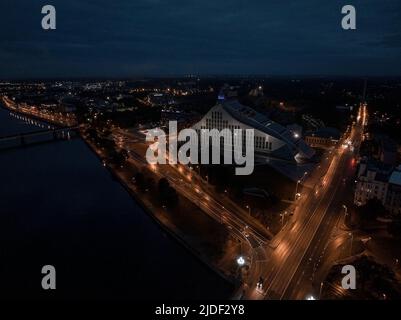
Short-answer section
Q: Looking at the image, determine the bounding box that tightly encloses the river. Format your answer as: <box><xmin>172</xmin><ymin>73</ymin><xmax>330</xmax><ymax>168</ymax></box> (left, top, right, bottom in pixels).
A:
<box><xmin>0</xmin><ymin>107</ymin><xmax>232</xmax><ymax>300</ymax></box>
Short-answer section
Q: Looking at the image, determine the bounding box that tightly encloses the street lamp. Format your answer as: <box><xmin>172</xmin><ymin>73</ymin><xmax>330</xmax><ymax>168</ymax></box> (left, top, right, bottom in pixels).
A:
<box><xmin>319</xmin><ymin>282</ymin><xmax>324</xmax><ymax>299</ymax></box>
<box><xmin>349</xmin><ymin>232</ymin><xmax>353</xmax><ymax>256</ymax></box>
<box><xmin>246</xmin><ymin>205</ymin><xmax>251</xmax><ymax>216</ymax></box>
<box><xmin>237</xmin><ymin>256</ymin><xmax>246</xmax><ymax>267</ymax></box>
<box><xmin>295</xmin><ymin>180</ymin><xmax>301</xmax><ymax>201</ymax></box>
<box><xmin>342</xmin><ymin>204</ymin><xmax>348</xmax><ymax>226</ymax></box>
<box><xmin>294</xmin><ymin>172</ymin><xmax>308</xmax><ymax>201</ymax></box>
<box><xmin>280</xmin><ymin>211</ymin><xmax>288</xmax><ymax>227</ymax></box>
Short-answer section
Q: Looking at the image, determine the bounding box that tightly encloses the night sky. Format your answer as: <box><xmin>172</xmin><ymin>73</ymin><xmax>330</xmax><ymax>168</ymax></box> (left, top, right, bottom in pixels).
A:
<box><xmin>1</xmin><ymin>0</ymin><xmax>401</xmax><ymax>78</ymax></box>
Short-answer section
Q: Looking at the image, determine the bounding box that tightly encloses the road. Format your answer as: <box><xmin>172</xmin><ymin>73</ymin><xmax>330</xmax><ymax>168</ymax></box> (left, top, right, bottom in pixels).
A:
<box><xmin>113</xmin><ymin>128</ymin><xmax>271</xmax><ymax>244</ymax></box>
<box><xmin>282</xmin><ymin>148</ymin><xmax>356</xmax><ymax>299</ymax></box>
<box><xmin>110</xmin><ymin>128</ymin><xmax>271</xmax><ymax>285</ymax></box>
<box><xmin>284</xmin><ymin>107</ymin><xmax>366</xmax><ymax>300</ymax></box>
<box><xmin>244</xmin><ymin>103</ymin><xmax>367</xmax><ymax>300</ymax></box>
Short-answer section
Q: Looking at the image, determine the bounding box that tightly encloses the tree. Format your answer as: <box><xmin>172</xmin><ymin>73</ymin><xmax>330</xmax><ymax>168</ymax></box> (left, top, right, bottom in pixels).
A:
<box><xmin>109</xmin><ymin>150</ymin><xmax>126</xmax><ymax>167</ymax></box>
<box><xmin>134</xmin><ymin>172</ymin><xmax>146</xmax><ymax>191</ymax></box>
<box><xmin>358</xmin><ymin>198</ymin><xmax>386</xmax><ymax>225</ymax></box>
<box><xmin>146</xmin><ymin>177</ymin><xmax>155</xmax><ymax>191</ymax></box>
<box><xmin>387</xmin><ymin>220</ymin><xmax>401</xmax><ymax>238</ymax></box>
<box><xmin>102</xmin><ymin>128</ymin><xmax>112</xmax><ymax>136</ymax></box>
<box><xmin>158</xmin><ymin>178</ymin><xmax>170</xmax><ymax>193</ymax></box>
<box><xmin>86</xmin><ymin>128</ymin><xmax>98</xmax><ymax>141</ymax></box>
<box><xmin>120</xmin><ymin>148</ymin><xmax>129</xmax><ymax>161</ymax></box>
<box><xmin>102</xmin><ymin>138</ymin><xmax>116</xmax><ymax>153</ymax></box>
<box><xmin>158</xmin><ymin>178</ymin><xmax>178</xmax><ymax>208</ymax></box>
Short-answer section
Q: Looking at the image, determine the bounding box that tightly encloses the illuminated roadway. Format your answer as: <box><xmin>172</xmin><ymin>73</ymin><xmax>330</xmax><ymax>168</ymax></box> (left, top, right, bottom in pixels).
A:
<box><xmin>111</xmin><ymin>129</ymin><xmax>271</xmax><ymax>283</ymax></box>
<box><xmin>113</xmin><ymin>128</ymin><xmax>271</xmax><ymax>244</ymax></box>
<box><xmin>246</xmin><ymin>103</ymin><xmax>367</xmax><ymax>300</ymax></box>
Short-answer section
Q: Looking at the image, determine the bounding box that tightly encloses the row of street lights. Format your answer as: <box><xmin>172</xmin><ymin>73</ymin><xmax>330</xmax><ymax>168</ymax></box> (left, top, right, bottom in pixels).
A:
<box><xmin>294</xmin><ymin>171</ymin><xmax>308</xmax><ymax>201</ymax></box>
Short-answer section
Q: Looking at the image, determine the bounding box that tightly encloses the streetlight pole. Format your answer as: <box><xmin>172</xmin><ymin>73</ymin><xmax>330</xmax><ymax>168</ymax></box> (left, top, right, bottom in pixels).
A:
<box><xmin>342</xmin><ymin>204</ymin><xmax>348</xmax><ymax>227</ymax></box>
<box><xmin>246</xmin><ymin>205</ymin><xmax>251</xmax><ymax>216</ymax></box>
<box><xmin>294</xmin><ymin>180</ymin><xmax>301</xmax><ymax>201</ymax></box>
<box><xmin>281</xmin><ymin>211</ymin><xmax>288</xmax><ymax>227</ymax></box>
<box><xmin>319</xmin><ymin>282</ymin><xmax>324</xmax><ymax>299</ymax></box>
<box><xmin>294</xmin><ymin>172</ymin><xmax>308</xmax><ymax>201</ymax></box>
<box><xmin>349</xmin><ymin>232</ymin><xmax>353</xmax><ymax>256</ymax></box>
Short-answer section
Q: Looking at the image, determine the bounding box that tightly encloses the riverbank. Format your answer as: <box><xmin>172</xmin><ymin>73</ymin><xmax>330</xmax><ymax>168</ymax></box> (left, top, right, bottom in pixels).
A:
<box><xmin>0</xmin><ymin>96</ymin><xmax>77</xmax><ymax>127</ymax></box>
<box><xmin>0</xmin><ymin>100</ymin><xmax>237</xmax><ymax>296</ymax></box>
<box><xmin>82</xmin><ymin>133</ymin><xmax>236</xmax><ymax>286</ymax></box>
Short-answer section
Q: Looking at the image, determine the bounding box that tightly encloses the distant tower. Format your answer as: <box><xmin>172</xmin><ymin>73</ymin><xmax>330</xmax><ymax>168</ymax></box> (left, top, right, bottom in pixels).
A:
<box><xmin>362</xmin><ymin>78</ymin><xmax>368</xmax><ymax>103</ymax></box>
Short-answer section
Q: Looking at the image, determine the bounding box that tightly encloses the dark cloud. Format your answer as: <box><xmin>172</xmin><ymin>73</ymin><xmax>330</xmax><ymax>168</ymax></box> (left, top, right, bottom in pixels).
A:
<box><xmin>0</xmin><ymin>0</ymin><xmax>400</xmax><ymax>78</ymax></box>
<box><xmin>364</xmin><ymin>33</ymin><xmax>401</xmax><ymax>48</ymax></box>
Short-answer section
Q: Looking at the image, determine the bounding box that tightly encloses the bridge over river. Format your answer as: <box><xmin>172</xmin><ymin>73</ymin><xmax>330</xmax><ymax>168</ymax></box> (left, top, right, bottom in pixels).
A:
<box><xmin>0</xmin><ymin>126</ymin><xmax>80</xmax><ymax>151</ymax></box>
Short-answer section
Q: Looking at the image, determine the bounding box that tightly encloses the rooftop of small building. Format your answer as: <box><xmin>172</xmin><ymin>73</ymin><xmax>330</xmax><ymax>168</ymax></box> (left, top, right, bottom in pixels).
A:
<box><xmin>389</xmin><ymin>169</ymin><xmax>401</xmax><ymax>186</ymax></box>
<box><xmin>358</xmin><ymin>157</ymin><xmax>392</xmax><ymax>181</ymax></box>
<box><xmin>305</xmin><ymin>127</ymin><xmax>341</xmax><ymax>140</ymax></box>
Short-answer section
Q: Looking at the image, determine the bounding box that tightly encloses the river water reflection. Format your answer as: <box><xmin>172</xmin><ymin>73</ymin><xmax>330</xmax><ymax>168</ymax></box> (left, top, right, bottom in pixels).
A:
<box><xmin>0</xmin><ymin>107</ymin><xmax>232</xmax><ymax>300</ymax></box>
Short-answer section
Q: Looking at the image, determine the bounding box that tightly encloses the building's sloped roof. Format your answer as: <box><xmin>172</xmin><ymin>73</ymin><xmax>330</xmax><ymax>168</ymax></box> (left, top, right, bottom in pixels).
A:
<box><xmin>359</xmin><ymin>158</ymin><xmax>393</xmax><ymax>182</ymax></box>
<box><xmin>389</xmin><ymin>170</ymin><xmax>401</xmax><ymax>186</ymax></box>
<box><xmin>220</xmin><ymin>100</ymin><xmax>315</xmax><ymax>159</ymax></box>
<box><xmin>305</xmin><ymin>127</ymin><xmax>341</xmax><ymax>140</ymax></box>
<box><xmin>365</xmin><ymin>158</ymin><xmax>393</xmax><ymax>173</ymax></box>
